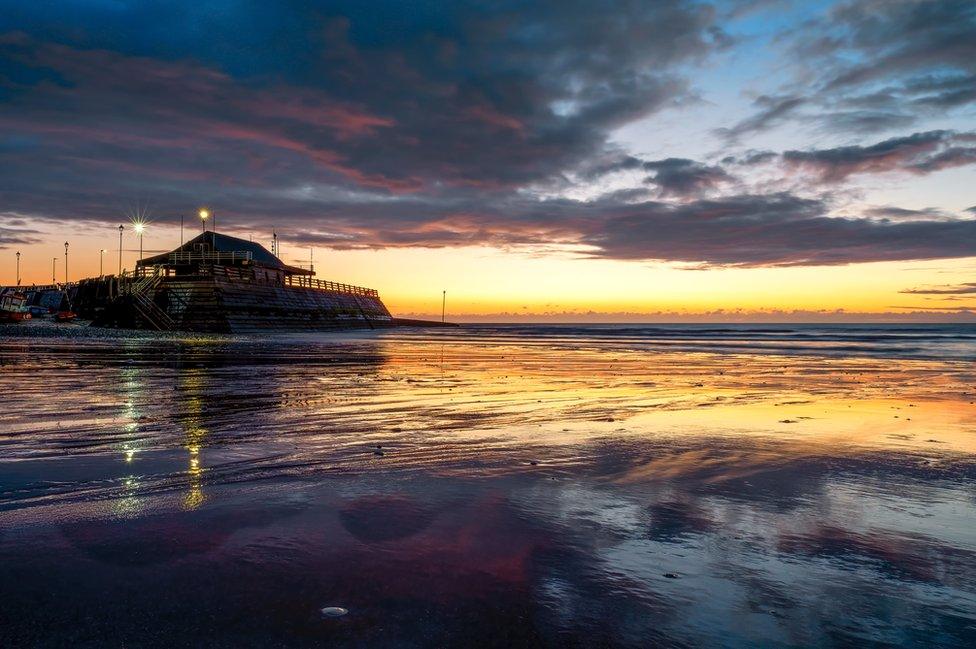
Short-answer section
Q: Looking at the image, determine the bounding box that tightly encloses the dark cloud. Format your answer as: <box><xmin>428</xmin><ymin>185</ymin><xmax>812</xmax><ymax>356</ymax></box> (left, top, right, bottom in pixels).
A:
<box><xmin>576</xmin><ymin>153</ymin><xmax>646</xmax><ymax>180</ymax></box>
<box><xmin>782</xmin><ymin>130</ymin><xmax>976</xmax><ymax>183</ymax></box>
<box><xmin>817</xmin><ymin>110</ymin><xmax>916</xmax><ymax>134</ymax></box>
<box><xmin>0</xmin><ymin>1</ymin><xmax>722</xmax><ymax>194</ymax></box>
<box><xmin>818</xmin><ymin>0</ymin><xmax>976</xmax><ymax>93</ymax></box>
<box><xmin>863</xmin><ymin>206</ymin><xmax>951</xmax><ymax>221</ymax></box>
<box><xmin>713</xmin><ymin>94</ymin><xmax>805</xmax><ymax>141</ymax></box>
<box><xmin>722</xmin><ymin>150</ymin><xmax>777</xmax><ymax>166</ymax></box>
<box><xmin>641</xmin><ymin>158</ymin><xmax>734</xmax><ymax>197</ymax></box>
<box><xmin>729</xmin><ymin>1</ymin><xmax>976</xmax><ymax>136</ymax></box>
<box><xmin>907</xmin><ymin>73</ymin><xmax>976</xmax><ymax>109</ymax></box>
<box><xmin>900</xmin><ymin>283</ymin><xmax>976</xmax><ymax>296</ymax></box>
<box><xmin>578</xmin><ymin>192</ymin><xmax>976</xmax><ymax>267</ymax></box>
<box><xmin>910</xmin><ymin>146</ymin><xmax>976</xmax><ymax>173</ymax></box>
<box><xmin>0</xmin><ymin>221</ymin><xmax>43</xmax><ymax>248</ymax></box>
<box><xmin>578</xmin><ymin>154</ymin><xmax>736</xmax><ymax>197</ymax></box>
<box><xmin>260</xmin><ymin>191</ymin><xmax>976</xmax><ymax>267</ymax></box>
<box><xmin>1</xmin><ymin>2</ymin><xmax>975</xmax><ymax>272</ymax></box>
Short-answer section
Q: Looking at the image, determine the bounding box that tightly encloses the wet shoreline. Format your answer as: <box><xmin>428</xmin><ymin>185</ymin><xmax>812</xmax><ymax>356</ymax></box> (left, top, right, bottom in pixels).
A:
<box><xmin>2</xmin><ymin>325</ymin><xmax>975</xmax><ymax>646</ymax></box>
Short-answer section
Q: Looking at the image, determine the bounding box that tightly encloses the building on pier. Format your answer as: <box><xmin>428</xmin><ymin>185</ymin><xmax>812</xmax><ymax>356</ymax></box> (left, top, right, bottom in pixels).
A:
<box><xmin>91</xmin><ymin>231</ymin><xmax>396</xmax><ymax>332</ymax></box>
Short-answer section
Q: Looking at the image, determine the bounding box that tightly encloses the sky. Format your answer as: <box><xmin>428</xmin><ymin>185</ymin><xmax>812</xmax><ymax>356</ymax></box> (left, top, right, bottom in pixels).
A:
<box><xmin>0</xmin><ymin>0</ymin><xmax>974</xmax><ymax>321</ymax></box>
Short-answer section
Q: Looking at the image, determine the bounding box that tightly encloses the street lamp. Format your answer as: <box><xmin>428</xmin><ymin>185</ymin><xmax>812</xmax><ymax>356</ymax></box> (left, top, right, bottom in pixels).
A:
<box><xmin>99</xmin><ymin>249</ymin><xmax>105</xmax><ymax>277</ymax></box>
<box><xmin>52</xmin><ymin>257</ymin><xmax>57</xmax><ymax>284</ymax></box>
<box><xmin>134</xmin><ymin>222</ymin><xmax>145</xmax><ymax>263</ymax></box>
<box><xmin>15</xmin><ymin>251</ymin><xmax>20</xmax><ymax>286</ymax></box>
<box><xmin>199</xmin><ymin>208</ymin><xmax>209</xmax><ymax>233</ymax></box>
<box><xmin>118</xmin><ymin>225</ymin><xmax>124</xmax><ymax>276</ymax></box>
<box><xmin>64</xmin><ymin>241</ymin><xmax>69</xmax><ymax>284</ymax></box>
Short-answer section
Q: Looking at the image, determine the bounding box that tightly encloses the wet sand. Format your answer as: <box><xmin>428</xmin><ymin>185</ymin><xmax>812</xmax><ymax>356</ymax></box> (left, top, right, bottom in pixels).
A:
<box><xmin>1</xmin><ymin>324</ymin><xmax>975</xmax><ymax>647</ymax></box>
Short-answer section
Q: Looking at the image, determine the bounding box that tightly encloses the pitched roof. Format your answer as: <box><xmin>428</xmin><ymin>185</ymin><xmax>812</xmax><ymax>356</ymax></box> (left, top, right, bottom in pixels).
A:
<box><xmin>137</xmin><ymin>231</ymin><xmax>311</xmax><ymax>274</ymax></box>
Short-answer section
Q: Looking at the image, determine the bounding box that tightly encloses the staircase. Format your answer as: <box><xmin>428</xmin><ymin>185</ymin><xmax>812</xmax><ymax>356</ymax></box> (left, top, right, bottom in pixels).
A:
<box><xmin>123</xmin><ymin>270</ymin><xmax>175</xmax><ymax>331</ymax></box>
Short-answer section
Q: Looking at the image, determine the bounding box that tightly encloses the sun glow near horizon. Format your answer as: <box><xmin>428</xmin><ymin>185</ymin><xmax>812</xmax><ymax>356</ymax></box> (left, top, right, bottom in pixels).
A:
<box><xmin>5</xmin><ymin>219</ymin><xmax>974</xmax><ymax>321</ymax></box>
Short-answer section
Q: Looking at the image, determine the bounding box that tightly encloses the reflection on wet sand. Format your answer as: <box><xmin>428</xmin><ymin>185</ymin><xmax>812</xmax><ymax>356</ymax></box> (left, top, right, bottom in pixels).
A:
<box><xmin>1</xmin><ymin>326</ymin><xmax>975</xmax><ymax>647</ymax></box>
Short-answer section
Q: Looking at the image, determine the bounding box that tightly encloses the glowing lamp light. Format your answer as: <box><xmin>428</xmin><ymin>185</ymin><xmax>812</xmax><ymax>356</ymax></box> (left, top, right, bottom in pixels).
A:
<box><xmin>133</xmin><ymin>222</ymin><xmax>145</xmax><ymax>235</ymax></box>
<box><xmin>198</xmin><ymin>209</ymin><xmax>209</xmax><ymax>221</ymax></box>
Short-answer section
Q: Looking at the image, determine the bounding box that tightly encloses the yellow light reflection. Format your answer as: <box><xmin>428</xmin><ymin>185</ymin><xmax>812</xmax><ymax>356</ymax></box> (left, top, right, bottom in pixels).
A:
<box><xmin>179</xmin><ymin>371</ymin><xmax>209</xmax><ymax>510</ymax></box>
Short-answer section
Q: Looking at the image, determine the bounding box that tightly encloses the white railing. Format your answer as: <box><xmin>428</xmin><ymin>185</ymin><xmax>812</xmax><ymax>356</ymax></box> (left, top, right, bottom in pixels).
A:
<box><xmin>168</xmin><ymin>251</ymin><xmax>253</xmax><ymax>264</ymax></box>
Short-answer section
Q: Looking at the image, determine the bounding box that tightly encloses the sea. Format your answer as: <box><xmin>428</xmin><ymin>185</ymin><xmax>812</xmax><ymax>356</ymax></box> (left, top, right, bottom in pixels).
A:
<box><xmin>1</xmin><ymin>323</ymin><xmax>975</xmax><ymax>647</ymax></box>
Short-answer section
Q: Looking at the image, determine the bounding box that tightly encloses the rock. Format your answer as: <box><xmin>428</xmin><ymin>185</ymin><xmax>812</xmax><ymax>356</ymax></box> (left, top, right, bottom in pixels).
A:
<box><xmin>373</xmin><ymin>450</ymin><xmax>385</xmax><ymax>457</ymax></box>
<box><xmin>530</xmin><ymin>460</ymin><xmax>538</xmax><ymax>466</ymax></box>
<box><xmin>321</xmin><ymin>606</ymin><xmax>348</xmax><ymax>618</ymax></box>
<box><xmin>663</xmin><ymin>573</ymin><xmax>678</xmax><ymax>579</ymax></box>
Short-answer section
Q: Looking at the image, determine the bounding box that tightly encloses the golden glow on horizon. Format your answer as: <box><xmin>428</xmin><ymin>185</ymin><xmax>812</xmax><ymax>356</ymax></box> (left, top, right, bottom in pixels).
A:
<box><xmin>3</xmin><ymin>221</ymin><xmax>974</xmax><ymax>319</ymax></box>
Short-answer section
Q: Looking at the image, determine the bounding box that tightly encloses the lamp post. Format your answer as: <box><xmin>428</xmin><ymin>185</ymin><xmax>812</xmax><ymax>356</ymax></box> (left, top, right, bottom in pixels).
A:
<box><xmin>442</xmin><ymin>290</ymin><xmax>446</xmax><ymax>323</ymax></box>
<box><xmin>100</xmin><ymin>250</ymin><xmax>105</xmax><ymax>277</ymax></box>
<box><xmin>118</xmin><ymin>225</ymin><xmax>124</xmax><ymax>276</ymax></box>
<box><xmin>15</xmin><ymin>251</ymin><xmax>20</xmax><ymax>286</ymax></box>
<box><xmin>134</xmin><ymin>222</ymin><xmax>145</xmax><ymax>262</ymax></box>
<box><xmin>52</xmin><ymin>257</ymin><xmax>57</xmax><ymax>284</ymax></box>
<box><xmin>64</xmin><ymin>241</ymin><xmax>69</xmax><ymax>284</ymax></box>
<box><xmin>199</xmin><ymin>208</ymin><xmax>209</xmax><ymax>233</ymax></box>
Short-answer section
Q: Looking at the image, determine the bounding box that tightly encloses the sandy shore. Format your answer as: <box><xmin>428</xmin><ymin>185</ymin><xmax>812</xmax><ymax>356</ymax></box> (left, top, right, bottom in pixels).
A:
<box><xmin>1</xmin><ymin>326</ymin><xmax>975</xmax><ymax>646</ymax></box>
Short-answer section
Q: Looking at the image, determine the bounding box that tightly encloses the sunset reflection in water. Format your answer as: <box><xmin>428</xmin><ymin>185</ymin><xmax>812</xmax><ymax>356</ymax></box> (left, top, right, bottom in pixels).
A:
<box><xmin>1</xmin><ymin>325</ymin><xmax>975</xmax><ymax>647</ymax></box>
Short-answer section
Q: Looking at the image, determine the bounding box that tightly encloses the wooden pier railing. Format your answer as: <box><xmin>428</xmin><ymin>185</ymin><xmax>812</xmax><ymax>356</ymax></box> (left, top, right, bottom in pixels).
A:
<box><xmin>131</xmin><ymin>263</ymin><xmax>379</xmax><ymax>298</ymax></box>
<box><xmin>281</xmin><ymin>275</ymin><xmax>379</xmax><ymax>297</ymax></box>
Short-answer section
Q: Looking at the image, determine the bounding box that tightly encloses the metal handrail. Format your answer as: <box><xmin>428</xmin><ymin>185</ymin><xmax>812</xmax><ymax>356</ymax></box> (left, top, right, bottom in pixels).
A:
<box><xmin>168</xmin><ymin>251</ymin><xmax>253</xmax><ymax>264</ymax></box>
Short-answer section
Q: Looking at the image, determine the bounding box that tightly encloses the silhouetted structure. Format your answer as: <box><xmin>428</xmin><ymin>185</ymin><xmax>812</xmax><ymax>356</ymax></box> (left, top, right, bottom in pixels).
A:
<box><xmin>90</xmin><ymin>232</ymin><xmax>400</xmax><ymax>332</ymax></box>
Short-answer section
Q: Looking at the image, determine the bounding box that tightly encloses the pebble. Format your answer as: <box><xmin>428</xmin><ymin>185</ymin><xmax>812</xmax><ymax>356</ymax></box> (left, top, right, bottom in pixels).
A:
<box><xmin>663</xmin><ymin>573</ymin><xmax>678</xmax><ymax>579</ymax></box>
<box><xmin>321</xmin><ymin>606</ymin><xmax>348</xmax><ymax>618</ymax></box>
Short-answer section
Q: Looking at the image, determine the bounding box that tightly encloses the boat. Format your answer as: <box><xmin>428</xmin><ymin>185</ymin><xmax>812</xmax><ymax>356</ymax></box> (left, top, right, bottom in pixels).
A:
<box><xmin>0</xmin><ymin>288</ymin><xmax>33</xmax><ymax>323</ymax></box>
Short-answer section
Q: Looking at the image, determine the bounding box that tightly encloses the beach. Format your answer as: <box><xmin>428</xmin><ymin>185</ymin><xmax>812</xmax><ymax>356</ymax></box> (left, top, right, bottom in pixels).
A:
<box><xmin>1</xmin><ymin>324</ymin><xmax>975</xmax><ymax>647</ymax></box>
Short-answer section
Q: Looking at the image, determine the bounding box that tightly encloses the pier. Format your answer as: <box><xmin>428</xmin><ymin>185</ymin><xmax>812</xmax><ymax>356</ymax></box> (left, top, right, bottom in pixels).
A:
<box><xmin>34</xmin><ymin>231</ymin><xmax>454</xmax><ymax>332</ymax></box>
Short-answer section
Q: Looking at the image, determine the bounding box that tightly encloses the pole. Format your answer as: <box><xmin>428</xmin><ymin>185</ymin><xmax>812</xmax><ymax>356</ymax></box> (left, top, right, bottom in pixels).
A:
<box><xmin>52</xmin><ymin>258</ymin><xmax>57</xmax><ymax>284</ymax></box>
<box><xmin>180</xmin><ymin>214</ymin><xmax>184</xmax><ymax>246</ymax></box>
<box><xmin>442</xmin><ymin>290</ymin><xmax>446</xmax><ymax>323</ymax></box>
<box><xmin>15</xmin><ymin>251</ymin><xmax>20</xmax><ymax>286</ymax></box>
<box><xmin>139</xmin><ymin>232</ymin><xmax>143</xmax><ymax>262</ymax></box>
<box><xmin>100</xmin><ymin>250</ymin><xmax>104</xmax><ymax>277</ymax></box>
<box><xmin>118</xmin><ymin>225</ymin><xmax>124</xmax><ymax>276</ymax></box>
<box><xmin>64</xmin><ymin>242</ymin><xmax>69</xmax><ymax>284</ymax></box>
